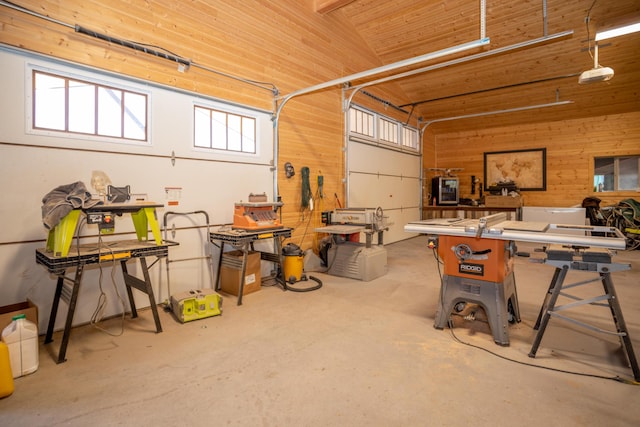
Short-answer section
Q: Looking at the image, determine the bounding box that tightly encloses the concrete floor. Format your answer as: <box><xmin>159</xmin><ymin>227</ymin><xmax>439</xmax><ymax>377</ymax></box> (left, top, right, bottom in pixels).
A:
<box><xmin>1</xmin><ymin>236</ymin><xmax>639</xmax><ymax>426</ymax></box>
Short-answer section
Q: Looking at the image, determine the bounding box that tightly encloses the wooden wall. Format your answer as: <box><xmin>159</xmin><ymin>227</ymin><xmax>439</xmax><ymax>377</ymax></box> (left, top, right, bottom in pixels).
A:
<box><xmin>430</xmin><ymin>111</ymin><xmax>640</xmax><ymax>208</ymax></box>
<box><xmin>0</xmin><ymin>0</ymin><xmax>408</xmax><ymax>249</ymax></box>
<box><xmin>1</xmin><ymin>0</ymin><xmax>637</xmax><ymax>241</ymax></box>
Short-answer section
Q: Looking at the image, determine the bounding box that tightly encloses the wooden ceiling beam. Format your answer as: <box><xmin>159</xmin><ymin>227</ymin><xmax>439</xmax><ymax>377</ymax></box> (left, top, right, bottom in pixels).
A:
<box><xmin>315</xmin><ymin>0</ymin><xmax>357</xmax><ymax>14</ymax></box>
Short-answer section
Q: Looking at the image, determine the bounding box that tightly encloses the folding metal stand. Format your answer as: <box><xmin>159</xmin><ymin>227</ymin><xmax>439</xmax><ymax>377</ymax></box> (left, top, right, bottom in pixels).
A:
<box><xmin>209</xmin><ymin>228</ymin><xmax>292</xmax><ymax>305</ymax></box>
<box><xmin>528</xmin><ymin>246</ymin><xmax>639</xmax><ymax>381</ymax></box>
<box><xmin>36</xmin><ymin>240</ymin><xmax>173</xmax><ymax>363</ymax></box>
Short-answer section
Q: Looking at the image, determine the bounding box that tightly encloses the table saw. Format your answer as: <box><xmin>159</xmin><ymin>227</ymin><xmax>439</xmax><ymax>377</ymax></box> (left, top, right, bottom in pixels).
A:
<box><xmin>404</xmin><ymin>212</ymin><xmax>638</xmax><ymax>380</ymax></box>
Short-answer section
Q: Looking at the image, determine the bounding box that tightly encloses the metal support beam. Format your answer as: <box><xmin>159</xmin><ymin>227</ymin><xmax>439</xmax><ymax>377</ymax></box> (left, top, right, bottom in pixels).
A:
<box><xmin>344</xmin><ymin>30</ymin><xmax>573</xmax><ymax>111</ymax></box>
<box><xmin>420</xmin><ymin>101</ymin><xmax>573</xmax><ymax>131</ymax></box>
<box><xmin>273</xmin><ymin>37</ymin><xmax>490</xmax><ymax>200</ymax></box>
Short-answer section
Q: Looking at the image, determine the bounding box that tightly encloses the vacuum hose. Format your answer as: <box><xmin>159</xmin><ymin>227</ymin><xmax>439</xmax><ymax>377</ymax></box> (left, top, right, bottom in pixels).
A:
<box><xmin>284</xmin><ymin>275</ymin><xmax>323</xmax><ymax>292</ymax></box>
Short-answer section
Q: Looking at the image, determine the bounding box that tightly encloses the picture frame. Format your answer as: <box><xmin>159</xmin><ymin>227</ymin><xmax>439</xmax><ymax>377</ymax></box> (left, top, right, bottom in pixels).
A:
<box><xmin>483</xmin><ymin>148</ymin><xmax>546</xmax><ymax>191</ymax></box>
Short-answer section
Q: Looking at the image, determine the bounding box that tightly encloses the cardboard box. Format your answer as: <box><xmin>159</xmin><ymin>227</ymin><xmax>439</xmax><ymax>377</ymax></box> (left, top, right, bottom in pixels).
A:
<box><xmin>219</xmin><ymin>250</ymin><xmax>261</xmax><ymax>296</ymax></box>
<box><xmin>0</xmin><ymin>300</ymin><xmax>38</xmax><ymax>333</ymax></box>
<box><xmin>484</xmin><ymin>195</ymin><xmax>523</xmax><ymax>208</ymax></box>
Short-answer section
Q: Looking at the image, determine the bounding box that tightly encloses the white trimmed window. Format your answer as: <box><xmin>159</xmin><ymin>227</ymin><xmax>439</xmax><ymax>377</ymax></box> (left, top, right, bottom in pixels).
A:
<box><xmin>194</xmin><ymin>106</ymin><xmax>256</xmax><ymax>153</ymax></box>
<box><xmin>32</xmin><ymin>70</ymin><xmax>147</xmax><ymax>141</ymax></box>
<box><xmin>349</xmin><ymin>107</ymin><xmax>375</xmax><ymax>138</ymax></box>
<box><xmin>379</xmin><ymin>117</ymin><xmax>398</xmax><ymax>144</ymax></box>
<box><xmin>348</xmin><ymin>106</ymin><xmax>419</xmax><ymax>153</ymax></box>
<box><xmin>402</xmin><ymin>126</ymin><xmax>419</xmax><ymax>150</ymax></box>
<box><xmin>594</xmin><ymin>156</ymin><xmax>640</xmax><ymax>192</ymax></box>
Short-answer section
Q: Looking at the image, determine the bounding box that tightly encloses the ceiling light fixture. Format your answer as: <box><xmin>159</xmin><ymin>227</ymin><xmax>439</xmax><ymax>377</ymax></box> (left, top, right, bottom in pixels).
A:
<box><xmin>595</xmin><ymin>22</ymin><xmax>640</xmax><ymax>41</ymax></box>
<box><xmin>578</xmin><ymin>10</ymin><xmax>608</xmax><ymax>84</ymax></box>
<box><xmin>578</xmin><ymin>43</ymin><xmax>614</xmax><ymax>84</ymax></box>
<box><xmin>579</xmin><ymin>15</ymin><xmax>640</xmax><ymax>84</ymax></box>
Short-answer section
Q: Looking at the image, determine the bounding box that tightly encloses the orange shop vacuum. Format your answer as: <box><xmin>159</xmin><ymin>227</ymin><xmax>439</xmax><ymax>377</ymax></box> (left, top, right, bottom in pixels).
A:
<box><xmin>281</xmin><ymin>243</ymin><xmax>322</xmax><ymax>292</ymax></box>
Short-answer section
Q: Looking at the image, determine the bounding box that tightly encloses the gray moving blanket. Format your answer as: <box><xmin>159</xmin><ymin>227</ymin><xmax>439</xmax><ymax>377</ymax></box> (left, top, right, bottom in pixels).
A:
<box><xmin>41</xmin><ymin>181</ymin><xmax>102</xmax><ymax>229</ymax></box>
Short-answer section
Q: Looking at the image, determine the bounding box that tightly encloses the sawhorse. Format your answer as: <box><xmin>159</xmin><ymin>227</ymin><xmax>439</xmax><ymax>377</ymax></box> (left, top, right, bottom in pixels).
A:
<box><xmin>528</xmin><ymin>245</ymin><xmax>639</xmax><ymax>381</ymax></box>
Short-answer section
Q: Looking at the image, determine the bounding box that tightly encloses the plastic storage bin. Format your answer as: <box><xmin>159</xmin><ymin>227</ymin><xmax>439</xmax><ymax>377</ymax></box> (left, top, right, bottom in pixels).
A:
<box><xmin>1</xmin><ymin>314</ymin><xmax>39</xmax><ymax>379</ymax></box>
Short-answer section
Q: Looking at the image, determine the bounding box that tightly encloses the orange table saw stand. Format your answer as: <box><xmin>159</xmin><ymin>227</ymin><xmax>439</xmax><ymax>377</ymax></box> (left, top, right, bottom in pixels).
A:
<box><xmin>434</xmin><ymin>235</ymin><xmax>521</xmax><ymax>346</ymax></box>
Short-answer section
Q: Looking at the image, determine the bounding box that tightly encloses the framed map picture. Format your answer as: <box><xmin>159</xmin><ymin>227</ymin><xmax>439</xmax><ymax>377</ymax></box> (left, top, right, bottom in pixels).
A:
<box><xmin>484</xmin><ymin>148</ymin><xmax>546</xmax><ymax>191</ymax></box>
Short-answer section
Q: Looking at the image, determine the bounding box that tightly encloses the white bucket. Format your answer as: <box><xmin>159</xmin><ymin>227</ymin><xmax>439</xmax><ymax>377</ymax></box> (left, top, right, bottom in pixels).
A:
<box><xmin>1</xmin><ymin>314</ymin><xmax>39</xmax><ymax>378</ymax></box>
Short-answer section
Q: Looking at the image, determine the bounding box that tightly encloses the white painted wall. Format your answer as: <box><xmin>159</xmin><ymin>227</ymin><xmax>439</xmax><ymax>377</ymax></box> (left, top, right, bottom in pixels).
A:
<box><xmin>0</xmin><ymin>46</ymin><xmax>275</xmax><ymax>333</ymax></box>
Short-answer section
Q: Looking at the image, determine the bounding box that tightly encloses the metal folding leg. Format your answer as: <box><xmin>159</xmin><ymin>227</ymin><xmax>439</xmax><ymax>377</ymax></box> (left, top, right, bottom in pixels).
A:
<box><xmin>533</xmin><ymin>267</ymin><xmax>562</xmax><ymax>330</ymax></box>
<box><xmin>529</xmin><ymin>266</ymin><xmax>569</xmax><ymax>356</ymax></box>
<box><xmin>44</xmin><ymin>265</ymin><xmax>85</xmax><ymax>364</ymax></box>
<box><xmin>214</xmin><ymin>241</ymin><xmax>250</xmax><ymax>306</ymax></box>
<box><xmin>120</xmin><ymin>257</ymin><xmax>163</xmax><ymax>333</ymax></box>
<box><xmin>601</xmin><ymin>272</ymin><xmax>640</xmax><ymax>380</ymax></box>
<box><xmin>529</xmin><ymin>264</ymin><xmax>639</xmax><ymax>381</ymax></box>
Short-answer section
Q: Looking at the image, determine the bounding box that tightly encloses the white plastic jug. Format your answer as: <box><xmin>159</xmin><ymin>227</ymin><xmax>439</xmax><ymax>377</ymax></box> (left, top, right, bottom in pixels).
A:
<box><xmin>1</xmin><ymin>314</ymin><xmax>39</xmax><ymax>378</ymax></box>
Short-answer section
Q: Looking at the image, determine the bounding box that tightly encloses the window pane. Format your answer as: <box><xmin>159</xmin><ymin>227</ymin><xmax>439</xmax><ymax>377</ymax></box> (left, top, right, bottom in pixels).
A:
<box><xmin>211</xmin><ymin>111</ymin><xmax>227</xmax><ymax>149</ymax></box>
<box><xmin>194</xmin><ymin>107</ymin><xmax>211</xmax><ymax>148</ymax></box>
<box><xmin>402</xmin><ymin>127</ymin><xmax>418</xmax><ymax>149</ymax></box>
<box><xmin>34</xmin><ymin>73</ymin><xmax>65</xmax><ymax>130</ymax></box>
<box><xmin>195</xmin><ymin>106</ymin><xmax>259</xmax><ymax>153</ymax></box>
<box><xmin>68</xmin><ymin>80</ymin><xmax>95</xmax><ymax>134</ymax></box>
<box><xmin>352</xmin><ymin>110</ymin><xmax>364</xmax><ymax>133</ymax></box>
<box><xmin>379</xmin><ymin>118</ymin><xmax>397</xmax><ymax>143</ymax></box>
<box><xmin>618</xmin><ymin>157</ymin><xmax>639</xmax><ymax>190</ymax></box>
<box><xmin>349</xmin><ymin>108</ymin><xmax>356</xmax><ymax>131</ymax></box>
<box><xmin>123</xmin><ymin>92</ymin><xmax>146</xmax><ymax>140</ymax></box>
<box><xmin>349</xmin><ymin>108</ymin><xmax>375</xmax><ymax>137</ymax></box>
<box><xmin>348</xmin><ymin>107</ymin><xmax>418</xmax><ymax>153</ymax></box>
<box><xmin>594</xmin><ymin>157</ymin><xmax>614</xmax><ymax>191</ymax></box>
<box><xmin>98</xmin><ymin>87</ymin><xmax>122</xmax><ymax>137</ymax></box>
<box><xmin>33</xmin><ymin>70</ymin><xmax>148</xmax><ymax>143</ymax></box>
<box><xmin>227</xmin><ymin>114</ymin><xmax>242</xmax><ymax>151</ymax></box>
<box><xmin>242</xmin><ymin>117</ymin><xmax>256</xmax><ymax>153</ymax></box>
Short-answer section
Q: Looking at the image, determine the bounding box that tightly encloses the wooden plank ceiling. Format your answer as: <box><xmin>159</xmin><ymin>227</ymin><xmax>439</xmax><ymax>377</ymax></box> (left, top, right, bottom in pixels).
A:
<box><xmin>330</xmin><ymin>0</ymin><xmax>640</xmax><ymax>132</ymax></box>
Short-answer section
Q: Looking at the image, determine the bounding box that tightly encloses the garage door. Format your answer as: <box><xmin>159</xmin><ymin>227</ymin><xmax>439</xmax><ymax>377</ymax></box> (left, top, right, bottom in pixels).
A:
<box><xmin>346</xmin><ymin>106</ymin><xmax>422</xmax><ymax>243</ymax></box>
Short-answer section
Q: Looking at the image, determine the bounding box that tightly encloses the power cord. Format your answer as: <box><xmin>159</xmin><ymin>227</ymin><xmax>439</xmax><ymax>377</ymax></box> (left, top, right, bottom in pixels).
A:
<box><xmin>298</xmin><ymin>187</ymin><xmax>321</xmax><ymax>246</ymax></box>
<box><xmin>446</xmin><ymin>321</ymin><xmax>638</xmax><ymax>385</ymax></box>
<box><xmin>89</xmin><ymin>235</ymin><xmax>126</xmax><ymax>337</ymax></box>
<box><xmin>428</xmin><ymin>244</ymin><xmax>639</xmax><ymax>386</ymax></box>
